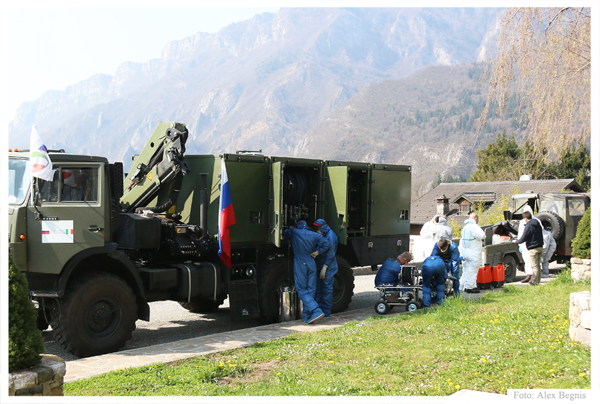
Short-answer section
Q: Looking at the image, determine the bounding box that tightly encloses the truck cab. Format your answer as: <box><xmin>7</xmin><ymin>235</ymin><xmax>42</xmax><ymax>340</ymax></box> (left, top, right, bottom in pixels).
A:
<box><xmin>10</xmin><ymin>153</ymin><xmax>110</xmax><ymax>272</ymax></box>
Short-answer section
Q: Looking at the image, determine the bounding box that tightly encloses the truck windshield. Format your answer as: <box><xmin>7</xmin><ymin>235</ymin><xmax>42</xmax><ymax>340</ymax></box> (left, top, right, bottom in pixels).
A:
<box><xmin>8</xmin><ymin>159</ymin><xmax>31</xmax><ymax>205</ymax></box>
<box><xmin>512</xmin><ymin>198</ymin><xmax>529</xmax><ymax>214</ymax></box>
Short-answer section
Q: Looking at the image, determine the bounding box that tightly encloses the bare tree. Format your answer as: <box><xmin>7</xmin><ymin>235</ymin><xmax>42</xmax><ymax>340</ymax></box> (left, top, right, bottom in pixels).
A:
<box><xmin>479</xmin><ymin>8</ymin><xmax>591</xmax><ymax>157</ymax></box>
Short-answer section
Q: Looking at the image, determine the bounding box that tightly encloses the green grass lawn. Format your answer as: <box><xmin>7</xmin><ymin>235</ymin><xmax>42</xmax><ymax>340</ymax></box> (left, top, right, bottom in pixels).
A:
<box><xmin>66</xmin><ymin>271</ymin><xmax>591</xmax><ymax>396</ymax></box>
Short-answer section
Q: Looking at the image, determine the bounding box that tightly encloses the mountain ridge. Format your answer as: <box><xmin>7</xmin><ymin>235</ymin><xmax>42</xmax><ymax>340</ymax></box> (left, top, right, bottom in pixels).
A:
<box><xmin>9</xmin><ymin>7</ymin><xmax>504</xmax><ymax>196</ymax></box>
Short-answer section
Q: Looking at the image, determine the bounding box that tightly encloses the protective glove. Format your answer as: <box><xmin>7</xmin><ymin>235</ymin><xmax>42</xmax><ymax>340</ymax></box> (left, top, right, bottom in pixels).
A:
<box><xmin>320</xmin><ymin>265</ymin><xmax>328</xmax><ymax>279</ymax></box>
<box><xmin>310</xmin><ymin>251</ymin><xmax>319</xmax><ymax>258</ymax></box>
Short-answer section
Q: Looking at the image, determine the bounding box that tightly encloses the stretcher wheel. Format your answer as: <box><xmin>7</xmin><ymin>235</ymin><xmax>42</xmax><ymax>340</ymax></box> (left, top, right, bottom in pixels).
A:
<box><xmin>406</xmin><ymin>300</ymin><xmax>420</xmax><ymax>312</ymax></box>
<box><xmin>374</xmin><ymin>301</ymin><xmax>389</xmax><ymax>315</ymax></box>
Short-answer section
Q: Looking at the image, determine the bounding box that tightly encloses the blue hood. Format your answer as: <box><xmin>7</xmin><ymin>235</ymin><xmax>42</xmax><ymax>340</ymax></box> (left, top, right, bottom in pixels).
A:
<box><xmin>314</xmin><ymin>219</ymin><xmax>331</xmax><ymax>234</ymax></box>
<box><xmin>297</xmin><ymin>220</ymin><xmax>308</xmax><ymax>230</ymax></box>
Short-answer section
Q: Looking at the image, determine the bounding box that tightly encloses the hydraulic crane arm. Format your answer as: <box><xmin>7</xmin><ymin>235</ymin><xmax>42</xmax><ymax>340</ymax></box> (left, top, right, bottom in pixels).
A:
<box><xmin>120</xmin><ymin>122</ymin><xmax>190</xmax><ymax>213</ymax></box>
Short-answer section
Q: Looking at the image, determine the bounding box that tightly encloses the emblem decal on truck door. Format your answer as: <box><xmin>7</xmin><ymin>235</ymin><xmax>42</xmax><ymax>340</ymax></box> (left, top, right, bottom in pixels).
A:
<box><xmin>41</xmin><ymin>220</ymin><xmax>74</xmax><ymax>243</ymax></box>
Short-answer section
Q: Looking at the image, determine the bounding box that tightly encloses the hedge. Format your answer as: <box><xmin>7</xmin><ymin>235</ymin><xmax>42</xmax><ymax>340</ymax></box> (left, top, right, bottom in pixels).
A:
<box><xmin>571</xmin><ymin>207</ymin><xmax>591</xmax><ymax>259</ymax></box>
<box><xmin>9</xmin><ymin>253</ymin><xmax>44</xmax><ymax>371</ymax></box>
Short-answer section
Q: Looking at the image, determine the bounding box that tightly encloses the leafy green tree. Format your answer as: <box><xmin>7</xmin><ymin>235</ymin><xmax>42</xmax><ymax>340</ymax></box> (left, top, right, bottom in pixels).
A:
<box><xmin>9</xmin><ymin>253</ymin><xmax>44</xmax><ymax>371</ymax></box>
<box><xmin>571</xmin><ymin>207</ymin><xmax>591</xmax><ymax>259</ymax></box>
<box><xmin>472</xmin><ymin>194</ymin><xmax>511</xmax><ymax>227</ymax></box>
<box><xmin>518</xmin><ymin>140</ymin><xmax>555</xmax><ymax>180</ymax></box>
<box><xmin>469</xmin><ymin>131</ymin><xmax>521</xmax><ymax>182</ymax></box>
<box><xmin>446</xmin><ymin>217</ymin><xmax>462</xmax><ymax>239</ymax></box>
<box><xmin>548</xmin><ymin>141</ymin><xmax>591</xmax><ymax>191</ymax></box>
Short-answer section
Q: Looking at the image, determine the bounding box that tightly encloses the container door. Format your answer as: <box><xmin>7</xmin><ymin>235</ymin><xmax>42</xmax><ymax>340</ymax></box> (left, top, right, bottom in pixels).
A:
<box><xmin>225</xmin><ymin>162</ymin><xmax>270</xmax><ymax>243</ymax></box>
<box><xmin>269</xmin><ymin>162</ymin><xmax>283</xmax><ymax>247</ymax></box>
<box><xmin>369</xmin><ymin>169</ymin><xmax>411</xmax><ymax>236</ymax></box>
<box><xmin>324</xmin><ymin>166</ymin><xmax>349</xmax><ymax>244</ymax></box>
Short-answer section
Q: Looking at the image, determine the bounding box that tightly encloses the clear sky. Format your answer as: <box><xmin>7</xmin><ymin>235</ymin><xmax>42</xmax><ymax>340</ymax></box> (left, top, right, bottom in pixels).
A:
<box><xmin>4</xmin><ymin>2</ymin><xmax>281</xmax><ymax>124</ymax></box>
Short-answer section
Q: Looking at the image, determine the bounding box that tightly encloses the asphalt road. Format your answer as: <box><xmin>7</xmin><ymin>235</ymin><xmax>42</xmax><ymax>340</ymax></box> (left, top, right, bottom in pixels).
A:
<box><xmin>42</xmin><ymin>270</ymin><xmax>382</xmax><ymax>362</ymax></box>
<box><xmin>43</xmin><ymin>265</ymin><xmax>555</xmax><ymax>362</ymax></box>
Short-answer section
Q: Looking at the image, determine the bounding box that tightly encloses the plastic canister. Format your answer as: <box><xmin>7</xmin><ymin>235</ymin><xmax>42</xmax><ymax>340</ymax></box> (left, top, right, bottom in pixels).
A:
<box><xmin>477</xmin><ymin>263</ymin><xmax>493</xmax><ymax>289</ymax></box>
<box><xmin>492</xmin><ymin>263</ymin><xmax>505</xmax><ymax>288</ymax></box>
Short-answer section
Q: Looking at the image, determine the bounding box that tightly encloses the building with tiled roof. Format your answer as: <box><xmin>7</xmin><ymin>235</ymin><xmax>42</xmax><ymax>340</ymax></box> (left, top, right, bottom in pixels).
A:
<box><xmin>410</xmin><ymin>178</ymin><xmax>584</xmax><ymax>235</ymax></box>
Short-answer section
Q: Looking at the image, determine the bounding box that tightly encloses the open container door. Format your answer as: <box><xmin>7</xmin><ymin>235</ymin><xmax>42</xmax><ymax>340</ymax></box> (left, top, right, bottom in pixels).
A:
<box><xmin>324</xmin><ymin>166</ymin><xmax>349</xmax><ymax>245</ymax></box>
<box><xmin>369</xmin><ymin>166</ymin><xmax>411</xmax><ymax>237</ymax></box>
<box><xmin>269</xmin><ymin>161</ymin><xmax>283</xmax><ymax>247</ymax></box>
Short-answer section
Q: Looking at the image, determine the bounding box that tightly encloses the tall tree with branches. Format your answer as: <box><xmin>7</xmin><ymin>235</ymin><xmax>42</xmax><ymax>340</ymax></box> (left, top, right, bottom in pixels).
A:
<box><xmin>479</xmin><ymin>8</ymin><xmax>591</xmax><ymax>157</ymax></box>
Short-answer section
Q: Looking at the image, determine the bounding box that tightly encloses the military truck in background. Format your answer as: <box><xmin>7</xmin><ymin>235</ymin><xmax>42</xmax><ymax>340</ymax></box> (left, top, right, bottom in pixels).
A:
<box><xmin>504</xmin><ymin>192</ymin><xmax>591</xmax><ymax>263</ymax></box>
<box><xmin>8</xmin><ymin>121</ymin><xmax>412</xmax><ymax>357</ymax></box>
<box><xmin>477</xmin><ymin>191</ymin><xmax>591</xmax><ymax>282</ymax></box>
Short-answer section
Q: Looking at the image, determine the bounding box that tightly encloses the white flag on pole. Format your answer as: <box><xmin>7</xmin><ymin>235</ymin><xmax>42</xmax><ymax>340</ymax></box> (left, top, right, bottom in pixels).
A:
<box><xmin>30</xmin><ymin>125</ymin><xmax>53</xmax><ymax>181</ymax></box>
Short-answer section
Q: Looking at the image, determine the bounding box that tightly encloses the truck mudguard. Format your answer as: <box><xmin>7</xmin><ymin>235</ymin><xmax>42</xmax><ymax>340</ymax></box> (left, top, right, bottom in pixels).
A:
<box><xmin>58</xmin><ymin>243</ymin><xmax>150</xmax><ymax>321</ymax></box>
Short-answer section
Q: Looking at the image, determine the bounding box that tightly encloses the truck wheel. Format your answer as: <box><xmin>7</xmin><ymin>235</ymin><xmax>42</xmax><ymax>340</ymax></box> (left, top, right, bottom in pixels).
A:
<box><xmin>179</xmin><ymin>294</ymin><xmax>227</xmax><ymax>313</ymax></box>
<box><xmin>502</xmin><ymin>254</ymin><xmax>517</xmax><ymax>283</ymax></box>
<box><xmin>51</xmin><ymin>272</ymin><xmax>138</xmax><ymax>357</ymax></box>
<box><xmin>331</xmin><ymin>256</ymin><xmax>354</xmax><ymax>313</ymax></box>
<box><xmin>536</xmin><ymin>211</ymin><xmax>565</xmax><ymax>240</ymax></box>
<box><xmin>257</xmin><ymin>258</ymin><xmax>292</xmax><ymax>324</ymax></box>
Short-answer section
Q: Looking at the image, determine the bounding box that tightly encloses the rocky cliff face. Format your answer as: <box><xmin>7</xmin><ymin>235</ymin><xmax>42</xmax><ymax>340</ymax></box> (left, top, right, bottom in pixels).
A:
<box><xmin>9</xmin><ymin>7</ymin><xmax>502</xmax><ymax>184</ymax></box>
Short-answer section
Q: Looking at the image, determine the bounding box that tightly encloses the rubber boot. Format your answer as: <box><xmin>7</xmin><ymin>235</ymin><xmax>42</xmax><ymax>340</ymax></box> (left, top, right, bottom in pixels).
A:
<box><xmin>521</xmin><ymin>275</ymin><xmax>532</xmax><ymax>283</ymax></box>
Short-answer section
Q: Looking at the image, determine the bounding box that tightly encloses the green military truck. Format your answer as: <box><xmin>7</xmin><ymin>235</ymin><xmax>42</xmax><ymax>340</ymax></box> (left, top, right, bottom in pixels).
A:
<box><xmin>8</xmin><ymin>121</ymin><xmax>412</xmax><ymax>357</ymax></box>
<box><xmin>477</xmin><ymin>191</ymin><xmax>591</xmax><ymax>282</ymax></box>
<box><xmin>504</xmin><ymin>192</ymin><xmax>591</xmax><ymax>263</ymax></box>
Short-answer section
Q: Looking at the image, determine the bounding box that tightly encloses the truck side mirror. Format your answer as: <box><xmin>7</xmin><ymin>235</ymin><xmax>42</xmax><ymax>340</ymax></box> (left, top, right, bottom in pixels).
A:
<box><xmin>503</xmin><ymin>210</ymin><xmax>513</xmax><ymax>221</ymax></box>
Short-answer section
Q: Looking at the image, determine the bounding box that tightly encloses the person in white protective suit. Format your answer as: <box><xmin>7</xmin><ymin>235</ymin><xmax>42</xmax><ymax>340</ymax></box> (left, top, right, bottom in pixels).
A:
<box><xmin>517</xmin><ymin>205</ymin><xmax>541</xmax><ymax>283</ymax></box>
<box><xmin>458</xmin><ymin>213</ymin><xmax>486</xmax><ymax>293</ymax></box>
<box><xmin>432</xmin><ymin>216</ymin><xmax>453</xmax><ymax>244</ymax></box>
<box><xmin>420</xmin><ymin>215</ymin><xmax>440</xmax><ymax>259</ymax></box>
<box><xmin>541</xmin><ymin>229</ymin><xmax>556</xmax><ymax>278</ymax></box>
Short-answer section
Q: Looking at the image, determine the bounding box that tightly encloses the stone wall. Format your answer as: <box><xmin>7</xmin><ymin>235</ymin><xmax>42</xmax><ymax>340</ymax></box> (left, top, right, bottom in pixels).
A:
<box><xmin>569</xmin><ymin>291</ymin><xmax>591</xmax><ymax>347</ymax></box>
<box><xmin>8</xmin><ymin>354</ymin><xmax>65</xmax><ymax>396</ymax></box>
<box><xmin>570</xmin><ymin>258</ymin><xmax>591</xmax><ymax>282</ymax></box>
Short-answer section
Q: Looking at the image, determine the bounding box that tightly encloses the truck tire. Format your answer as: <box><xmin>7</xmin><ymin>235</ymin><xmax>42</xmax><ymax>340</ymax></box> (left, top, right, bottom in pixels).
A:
<box><xmin>502</xmin><ymin>254</ymin><xmax>517</xmax><ymax>283</ymax></box>
<box><xmin>51</xmin><ymin>271</ymin><xmax>138</xmax><ymax>357</ymax></box>
<box><xmin>257</xmin><ymin>258</ymin><xmax>293</xmax><ymax>324</ymax></box>
<box><xmin>331</xmin><ymin>256</ymin><xmax>354</xmax><ymax>313</ymax></box>
<box><xmin>536</xmin><ymin>211</ymin><xmax>565</xmax><ymax>240</ymax></box>
<box><xmin>179</xmin><ymin>294</ymin><xmax>227</xmax><ymax>313</ymax></box>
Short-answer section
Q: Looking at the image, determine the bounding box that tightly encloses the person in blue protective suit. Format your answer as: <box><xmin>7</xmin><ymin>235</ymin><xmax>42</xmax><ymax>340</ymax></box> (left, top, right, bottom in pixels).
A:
<box><xmin>283</xmin><ymin>220</ymin><xmax>330</xmax><ymax>324</ymax></box>
<box><xmin>374</xmin><ymin>252</ymin><xmax>414</xmax><ymax>286</ymax></box>
<box><xmin>312</xmin><ymin>219</ymin><xmax>338</xmax><ymax>318</ymax></box>
<box><xmin>431</xmin><ymin>238</ymin><xmax>461</xmax><ymax>295</ymax></box>
<box><xmin>421</xmin><ymin>255</ymin><xmax>448</xmax><ymax>307</ymax></box>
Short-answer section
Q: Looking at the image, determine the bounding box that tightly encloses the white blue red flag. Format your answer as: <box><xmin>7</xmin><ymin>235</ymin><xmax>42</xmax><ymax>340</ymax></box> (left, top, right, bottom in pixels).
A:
<box><xmin>30</xmin><ymin>125</ymin><xmax>53</xmax><ymax>181</ymax></box>
<box><xmin>218</xmin><ymin>158</ymin><xmax>236</xmax><ymax>268</ymax></box>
